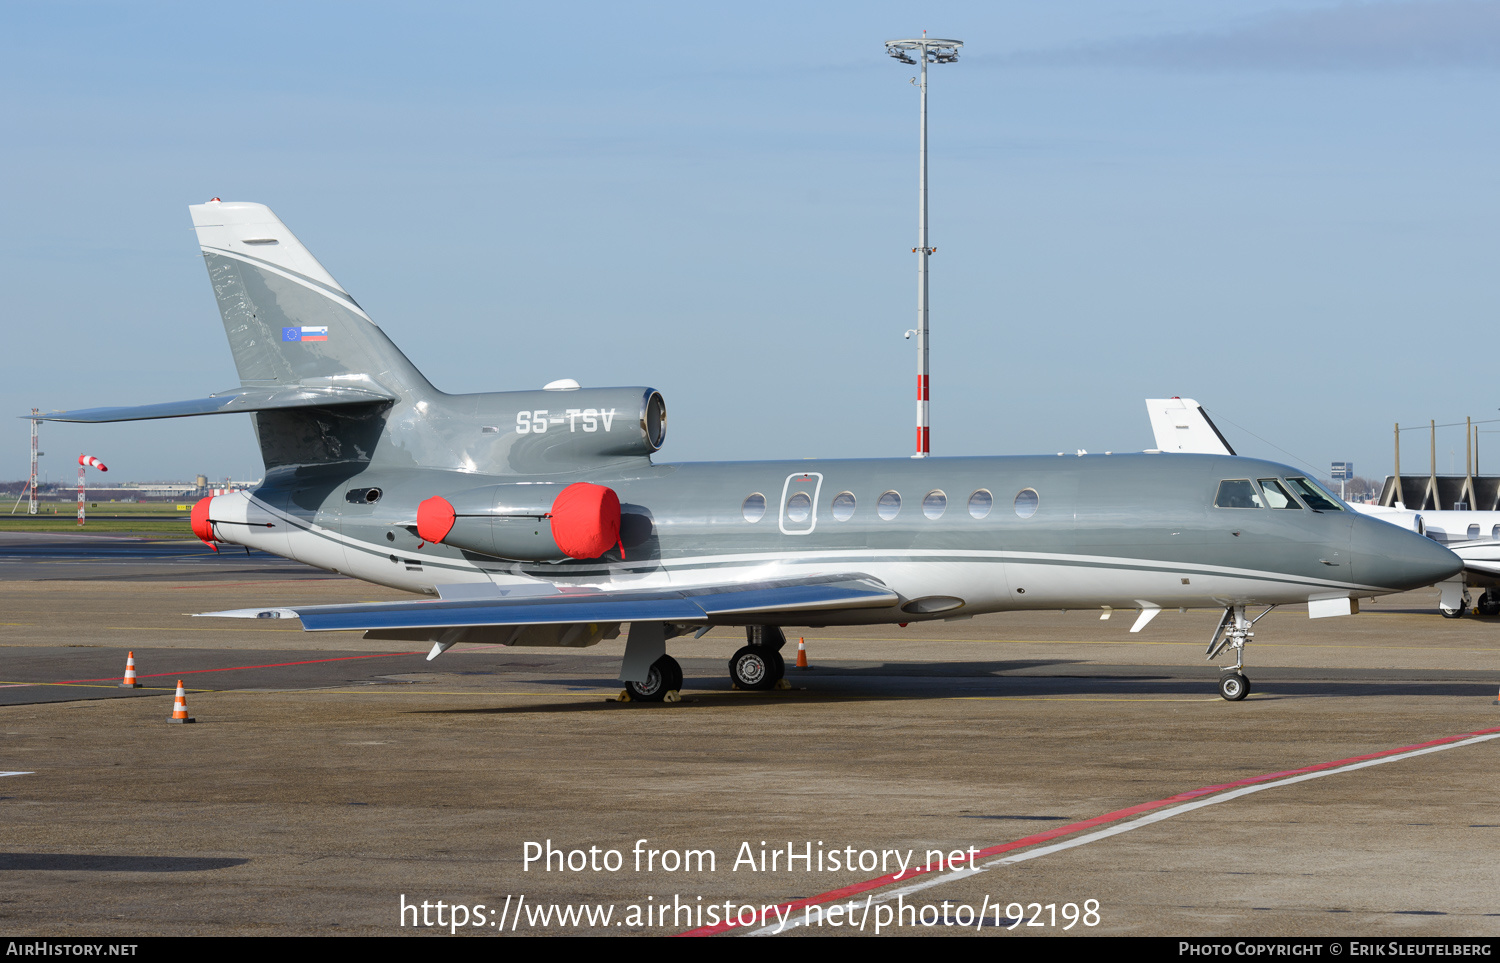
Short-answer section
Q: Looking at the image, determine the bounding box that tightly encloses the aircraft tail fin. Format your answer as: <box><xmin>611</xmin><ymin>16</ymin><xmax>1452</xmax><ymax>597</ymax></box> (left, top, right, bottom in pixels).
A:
<box><xmin>1145</xmin><ymin>398</ymin><xmax>1235</xmax><ymax>455</ymax></box>
<box><xmin>189</xmin><ymin>200</ymin><xmax>435</xmax><ymax>402</ymax></box>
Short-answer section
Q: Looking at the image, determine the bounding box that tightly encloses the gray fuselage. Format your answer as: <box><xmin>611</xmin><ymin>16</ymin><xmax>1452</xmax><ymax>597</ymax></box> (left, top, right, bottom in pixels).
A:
<box><xmin>223</xmin><ymin>450</ymin><xmax>1460</xmax><ymax>626</ymax></box>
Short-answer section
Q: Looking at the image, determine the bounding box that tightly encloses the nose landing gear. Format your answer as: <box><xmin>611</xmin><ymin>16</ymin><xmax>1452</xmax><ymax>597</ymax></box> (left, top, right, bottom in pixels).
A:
<box><xmin>1206</xmin><ymin>604</ymin><xmax>1275</xmax><ymax>701</ymax></box>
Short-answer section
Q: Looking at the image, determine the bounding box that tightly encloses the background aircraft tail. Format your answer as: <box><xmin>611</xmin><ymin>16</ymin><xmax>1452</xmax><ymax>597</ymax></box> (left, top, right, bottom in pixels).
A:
<box><xmin>1145</xmin><ymin>397</ymin><xmax>1235</xmax><ymax>455</ymax></box>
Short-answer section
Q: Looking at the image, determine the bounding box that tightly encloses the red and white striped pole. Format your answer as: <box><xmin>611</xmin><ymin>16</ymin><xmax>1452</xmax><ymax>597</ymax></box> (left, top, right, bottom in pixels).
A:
<box><xmin>76</xmin><ymin>455</ymin><xmax>107</xmax><ymax>527</ymax></box>
<box><xmin>28</xmin><ymin>410</ymin><xmax>38</xmax><ymax>516</ymax></box>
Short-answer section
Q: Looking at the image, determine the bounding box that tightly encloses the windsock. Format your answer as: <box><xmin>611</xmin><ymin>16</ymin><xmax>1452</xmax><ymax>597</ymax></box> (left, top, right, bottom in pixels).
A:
<box><xmin>78</xmin><ymin>455</ymin><xmax>108</xmax><ymax>472</ymax></box>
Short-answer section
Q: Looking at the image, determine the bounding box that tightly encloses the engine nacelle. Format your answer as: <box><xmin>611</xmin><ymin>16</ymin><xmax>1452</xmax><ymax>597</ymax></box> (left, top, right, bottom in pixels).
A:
<box><xmin>416</xmin><ymin>482</ymin><xmax>622</xmax><ymax>562</ymax></box>
<box><xmin>191</xmin><ymin>497</ymin><xmax>217</xmax><ymax>545</ymax></box>
<box><xmin>469</xmin><ymin>387</ymin><xmax>666</xmax><ymax>472</ymax></box>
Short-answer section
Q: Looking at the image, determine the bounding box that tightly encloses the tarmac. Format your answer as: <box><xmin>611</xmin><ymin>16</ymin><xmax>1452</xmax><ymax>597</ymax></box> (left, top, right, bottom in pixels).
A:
<box><xmin>1</xmin><ymin>532</ymin><xmax>1497</xmax><ymax>937</ymax></box>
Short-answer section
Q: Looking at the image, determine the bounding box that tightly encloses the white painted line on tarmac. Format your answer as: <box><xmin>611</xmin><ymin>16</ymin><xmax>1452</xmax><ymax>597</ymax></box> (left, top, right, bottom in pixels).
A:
<box><xmin>736</xmin><ymin>726</ymin><xmax>1500</xmax><ymax>936</ymax></box>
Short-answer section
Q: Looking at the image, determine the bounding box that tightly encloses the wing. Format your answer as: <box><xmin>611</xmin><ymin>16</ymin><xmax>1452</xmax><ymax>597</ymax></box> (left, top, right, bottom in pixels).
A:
<box><xmin>196</xmin><ymin>574</ymin><xmax>899</xmax><ymax>647</ymax></box>
<box><xmin>1453</xmin><ymin>541</ymin><xmax>1500</xmax><ymax>578</ymax></box>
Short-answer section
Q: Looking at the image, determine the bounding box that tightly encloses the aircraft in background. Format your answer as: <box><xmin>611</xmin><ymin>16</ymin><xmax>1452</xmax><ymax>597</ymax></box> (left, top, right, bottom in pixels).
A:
<box><xmin>33</xmin><ymin>203</ymin><xmax>1462</xmax><ymax>703</ymax></box>
<box><xmin>1145</xmin><ymin>398</ymin><xmax>1240</xmax><ymax>456</ymax></box>
<box><xmin>1144</xmin><ymin>398</ymin><xmax>1497</xmax><ymax>617</ymax></box>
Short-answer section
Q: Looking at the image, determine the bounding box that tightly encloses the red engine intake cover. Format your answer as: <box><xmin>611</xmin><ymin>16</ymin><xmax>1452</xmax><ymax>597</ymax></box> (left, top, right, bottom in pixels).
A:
<box><xmin>549</xmin><ymin>483</ymin><xmax>622</xmax><ymax>559</ymax></box>
<box><xmin>190</xmin><ymin>497</ymin><xmax>216</xmax><ymax>544</ymax></box>
<box><xmin>416</xmin><ymin>496</ymin><xmax>457</xmax><ymax>544</ymax></box>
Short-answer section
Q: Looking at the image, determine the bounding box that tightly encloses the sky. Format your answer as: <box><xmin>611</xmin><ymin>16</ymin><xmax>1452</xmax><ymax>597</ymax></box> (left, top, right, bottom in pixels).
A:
<box><xmin>2</xmin><ymin>1</ymin><xmax>1498</xmax><ymax>486</ymax></box>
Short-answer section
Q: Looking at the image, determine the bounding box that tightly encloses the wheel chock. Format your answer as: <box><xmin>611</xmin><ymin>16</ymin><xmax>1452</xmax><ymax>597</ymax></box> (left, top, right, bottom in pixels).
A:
<box><xmin>663</xmin><ymin>690</ymin><xmax>681</xmax><ymax>703</ymax></box>
<box><xmin>775</xmin><ymin>678</ymin><xmax>792</xmax><ymax>690</ymax></box>
<box><xmin>168</xmin><ymin>680</ymin><xmax>195</xmax><ymax>724</ymax></box>
<box><xmin>615</xmin><ymin>689</ymin><xmax>632</xmax><ymax>703</ymax></box>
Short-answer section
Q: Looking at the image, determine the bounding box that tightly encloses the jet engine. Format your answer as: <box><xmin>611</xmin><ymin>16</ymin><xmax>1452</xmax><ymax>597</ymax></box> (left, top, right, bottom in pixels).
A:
<box><xmin>478</xmin><ymin>387</ymin><xmax>666</xmax><ymax>472</ymax></box>
<box><xmin>416</xmin><ymin>481</ymin><xmax>622</xmax><ymax>562</ymax></box>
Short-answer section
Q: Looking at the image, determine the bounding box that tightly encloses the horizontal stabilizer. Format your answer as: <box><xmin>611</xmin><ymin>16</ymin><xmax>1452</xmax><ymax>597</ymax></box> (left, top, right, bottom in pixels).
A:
<box><xmin>31</xmin><ymin>384</ymin><xmax>398</xmax><ymax>423</ymax></box>
<box><xmin>195</xmin><ymin>574</ymin><xmax>899</xmax><ymax>632</ymax></box>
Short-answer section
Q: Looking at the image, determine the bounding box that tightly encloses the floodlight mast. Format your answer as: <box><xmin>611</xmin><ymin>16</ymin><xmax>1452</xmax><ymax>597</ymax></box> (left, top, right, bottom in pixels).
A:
<box><xmin>886</xmin><ymin>35</ymin><xmax>961</xmax><ymax>458</ymax></box>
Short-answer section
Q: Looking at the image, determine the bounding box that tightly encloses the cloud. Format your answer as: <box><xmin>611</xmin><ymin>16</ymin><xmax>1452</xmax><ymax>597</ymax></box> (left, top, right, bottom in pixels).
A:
<box><xmin>1018</xmin><ymin>1</ymin><xmax>1500</xmax><ymax>71</ymax></box>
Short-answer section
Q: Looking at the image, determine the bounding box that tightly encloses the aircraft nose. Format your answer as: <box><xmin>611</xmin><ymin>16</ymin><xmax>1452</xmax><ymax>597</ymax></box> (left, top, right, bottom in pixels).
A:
<box><xmin>1350</xmin><ymin>516</ymin><xmax>1462</xmax><ymax>590</ymax></box>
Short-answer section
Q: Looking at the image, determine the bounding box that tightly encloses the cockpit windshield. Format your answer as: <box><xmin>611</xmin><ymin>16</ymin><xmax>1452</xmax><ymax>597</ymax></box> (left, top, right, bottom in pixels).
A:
<box><xmin>1215</xmin><ymin>476</ymin><xmax>1345</xmax><ymax>511</ymax></box>
<box><xmin>1257</xmin><ymin>478</ymin><xmax>1301</xmax><ymax>509</ymax></box>
<box><xmin>1285</xmin><ymin>476</ymin><xmax>1345</xmax><ymax>512</ymax></box>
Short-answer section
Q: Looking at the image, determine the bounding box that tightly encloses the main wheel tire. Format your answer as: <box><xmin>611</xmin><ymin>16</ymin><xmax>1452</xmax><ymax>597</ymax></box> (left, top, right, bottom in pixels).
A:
<box><xmin>729</xmin><ymin>646</ymin><xmax>778</xmax><ymax>690</ymax></box>
<box><xmin>1218</xmin><ymin>672</ymin><xmax>1249</xmax><ymax>702</ymax></box>
<box><xmin>764</xmin><ymin>648</ymin><xmax>786</xmax><ymax>682</ymax></box>
<box><xmin>625</xmin><ymin>655</ymin><xmax>683</xmax><ymax>702</ymax></box>
<box><xmin>659</xmin><ymin>654</ymin><xmax>684</xmax><ymax>693</ymax></box>
<box><xmin>1479</xmin><ymin>594</ymin><xmax>1500</xmax><ymax>617</ymax></box>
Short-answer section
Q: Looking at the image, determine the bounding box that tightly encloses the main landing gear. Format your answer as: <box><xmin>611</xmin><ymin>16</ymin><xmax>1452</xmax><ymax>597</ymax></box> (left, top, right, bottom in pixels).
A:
<box><xmin>1205</xmin><ymin>604</ymin><xmax>1275</xmax><ymax>702</ymax></box>
<box><xmin>1477</xmin><ymin>590</ymin><xmax>1500</xmax><ymax>618</ymax></box>
<box><xmin>728</xmin><ymin>625</ymin><xmax>788</xmax><ymax>691</ymax></box>
<box><xmin>620</xmin><ymin>624</ymin><xmax>793</xmax><ymax>702</ymax></box>
<box><xmin>624</xmin><ymin>654</ymin><xmax>683</xmax><ymax>703</ymax></box>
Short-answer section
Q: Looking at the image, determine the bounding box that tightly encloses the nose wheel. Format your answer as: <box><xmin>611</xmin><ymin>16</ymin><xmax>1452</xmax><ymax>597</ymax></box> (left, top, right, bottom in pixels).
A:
<box><xmin>1218</xmin><ymin>671</ymin><xmax>1250</xmax><ymax>701</ymax></box>
<box><xmin>1206</xmin><ymin>604</ymin><xmax>1273</xmax><ymax>701</ymax></box>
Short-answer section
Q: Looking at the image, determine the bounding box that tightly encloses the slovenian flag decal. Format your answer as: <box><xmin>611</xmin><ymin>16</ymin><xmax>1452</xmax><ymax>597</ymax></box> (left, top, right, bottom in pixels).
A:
<box><xmin>282</xmin><ymin>327</ymin><xmax>329</xmax><ymax>342</ymax></box>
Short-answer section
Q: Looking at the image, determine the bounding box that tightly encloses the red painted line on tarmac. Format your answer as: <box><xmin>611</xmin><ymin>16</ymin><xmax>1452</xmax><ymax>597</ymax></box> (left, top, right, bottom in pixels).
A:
<box><xmin>51</xmin><ymin>652</ymin><xmax>425</xmax><ymax>686</ymax></box>
<box><xmin>169</xmin><ymin>580</ymin><xmax>343</xmax><ymax>588</ymax></box>
<box><xmin>676</xmin><ymin>723</ymin><xmax>1500</xmax><ymax>937</ymax></box>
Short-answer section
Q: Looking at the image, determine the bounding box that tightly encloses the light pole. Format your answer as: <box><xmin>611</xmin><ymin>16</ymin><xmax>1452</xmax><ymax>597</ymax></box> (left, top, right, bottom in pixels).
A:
<box><xmin>886</xmin><ymin>33</ymin><xmax>961</xmax><ymax>459</ymax></box>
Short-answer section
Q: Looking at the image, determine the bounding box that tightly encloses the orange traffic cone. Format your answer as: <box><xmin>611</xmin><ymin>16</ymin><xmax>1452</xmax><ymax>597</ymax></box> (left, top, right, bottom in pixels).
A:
<box><xmin>796</xmin><ymin>637</ymin><xmax>809</xmax><ymax>669</ymax></box>
<box><xmin>118</xmin><ymin>651</ymin><xmax>141</xmax><ymax>689</ymax></box>
<box><xmin>168</xmin><ymin>680</ymin><xmax>195</xmax><ymax>724</ymax></box>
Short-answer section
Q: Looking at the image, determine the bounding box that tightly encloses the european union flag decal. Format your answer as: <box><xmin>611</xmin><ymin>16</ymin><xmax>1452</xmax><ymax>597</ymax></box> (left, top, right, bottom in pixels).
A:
<box><xmin>282</xmin><ymin>328</ymin><xmax>301</xmax><ymax>342</ymax></box>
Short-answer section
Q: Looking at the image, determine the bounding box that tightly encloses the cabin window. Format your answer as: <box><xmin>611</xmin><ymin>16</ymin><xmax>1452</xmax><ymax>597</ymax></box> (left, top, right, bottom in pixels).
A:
<box><xmin>786</xmin><ymin>492</ymin><xmax>812</xmax><ymax>524</ymax></box>
<box><xmin>1493</xmin><ymin>525</ymin><xmax>1499</xmax><ymax>540</ymax></box>
<box><xmin>1285</xmin><ymin>476</ymin><xmax>1344</xmax><ymax>512</ymax></box>
<box><xmin>1014</xmin><ymin>489</ymin><xmax>1039</xmax><ymax>518</ymax></box>
<box><xmin>878</xmin><ymin>491</ymin><xmax>902</xmax><ymax>520</ymax></box>
<box><xmin>1469</xmin><ymin>524</ymin><xmax>1481</xmax><ymax>540</ymax></box>
<box><xmin>831</xmin><ymin>491</ymin><xmax>856</xmax><ymax>521</ymax></box>
<box><xmin>742</xmin><ymin>493</ymin><xmax>766</xmax><ymax>523</ymax></box>
<box><xmin>968</xmin><ymin>490</ymin><xmax>993</xmax><ymax>519</ymax></box>
<box><xmin>923</xmin><ymin>490</ymin><xmax>947</xmax><ymax>519</ymax></box>
<box><xmin>1257</xmin><ymin>478</ymin><xmax>1301</xmax><ymax>509</ymax></box>
<box><xmin>1214</xmin><ymin>480</ymin><xmax>1264</xmax><ymax>509</ymax></box>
